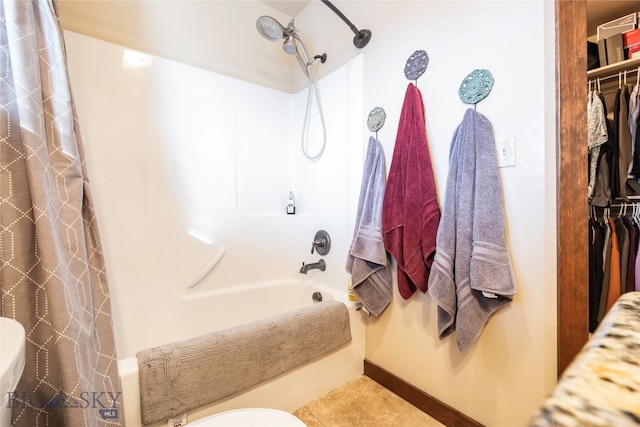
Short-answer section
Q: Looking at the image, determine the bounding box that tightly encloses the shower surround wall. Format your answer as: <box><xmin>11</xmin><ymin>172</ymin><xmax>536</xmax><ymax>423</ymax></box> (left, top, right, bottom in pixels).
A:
<box><xmin>63</xmin><ymin>31</ymin><xmax>364</xmax><ymax>359</ymax></box>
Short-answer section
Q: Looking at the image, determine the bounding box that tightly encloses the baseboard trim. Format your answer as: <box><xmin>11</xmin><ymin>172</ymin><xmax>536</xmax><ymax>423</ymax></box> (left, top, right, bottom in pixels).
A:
<box><xmin>364</xmin><ymin>359</ymin><xmax>484</xmax><ymax>427</ymax></box>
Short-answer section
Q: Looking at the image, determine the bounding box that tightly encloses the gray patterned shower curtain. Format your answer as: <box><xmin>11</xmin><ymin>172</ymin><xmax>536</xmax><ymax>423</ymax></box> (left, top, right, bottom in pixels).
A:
<box><xmin>0</xmin><ymin>1</ymin><xmax>122</xmax><ymax>426</ymax></box>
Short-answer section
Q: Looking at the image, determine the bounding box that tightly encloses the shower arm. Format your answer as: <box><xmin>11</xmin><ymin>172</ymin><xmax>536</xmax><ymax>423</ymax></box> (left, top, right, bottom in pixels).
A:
<box><xmin>320</xmin><ymin>0</ymin><xmax>371</xmax><ymax>49</ymax></box>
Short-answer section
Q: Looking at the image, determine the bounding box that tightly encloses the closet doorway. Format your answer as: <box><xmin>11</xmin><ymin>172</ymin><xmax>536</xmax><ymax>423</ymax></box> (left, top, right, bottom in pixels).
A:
<box><xmin>556</xmin><ymin>0</ymin><xmax>640</xmax><ymax>375</ymax></box>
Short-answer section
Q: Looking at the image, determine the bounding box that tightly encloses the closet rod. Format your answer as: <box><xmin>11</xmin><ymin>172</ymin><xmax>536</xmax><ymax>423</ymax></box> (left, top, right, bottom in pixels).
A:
<box><xmin>590</xmin><ymin>67</ymin><xmax>639</xmax><ymax>83</ymax></box>
<box><xmin>590</xmin><ymin>206</ymin><xmax>635</xmax><ymax>220</ymax></box>
<box><xmin>609</xmin><ymin>203</ymin><xmax>639</xmax><ymax>209</ymax></box>
<box><xmin>591</xmin><ymin>196</ymin><xmax>640</xmax><ymax>209</ymax></box>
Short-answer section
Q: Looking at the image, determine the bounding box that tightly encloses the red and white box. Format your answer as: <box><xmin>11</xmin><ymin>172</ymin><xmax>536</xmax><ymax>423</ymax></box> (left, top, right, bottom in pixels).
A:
<box><xmin>624</xmin><ymin>28</ymin><xmax>640</xmax><ymax>48</ymax></box>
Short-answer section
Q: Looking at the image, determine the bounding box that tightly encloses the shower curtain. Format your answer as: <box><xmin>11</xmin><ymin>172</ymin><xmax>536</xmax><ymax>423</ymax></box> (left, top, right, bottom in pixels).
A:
<box><xmin>0</xmin><ymin>1</ymin><xmax>122</xmax><ymax>426</ymax></box>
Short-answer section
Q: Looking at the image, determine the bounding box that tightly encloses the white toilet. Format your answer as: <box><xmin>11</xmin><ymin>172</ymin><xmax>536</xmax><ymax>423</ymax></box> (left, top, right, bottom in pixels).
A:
<box><xmin>186</xmin><ymin>408</ymin><xmax>306</xmax><ymax>426</ymax></box>
<box><xmin>0</xmin><ymin>317</ymin><xmax>26</xmax><ymax>427</ymax></box>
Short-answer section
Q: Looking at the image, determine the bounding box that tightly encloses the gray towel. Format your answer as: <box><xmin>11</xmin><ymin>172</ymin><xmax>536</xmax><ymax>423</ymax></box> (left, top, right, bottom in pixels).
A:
<box><xmin>346</xmin><ymin>137</ymin><xmax>391</xmax><ymax>316</ymax></box>
<box><xmin>136</xmin><ymin>301</ymin><xmax>351</xmax><ymax>425</ymax></box>
<box><xmin>428</xmin><ymin>109</ymin><xmax>516</xmax><ymax>352</ymax></box>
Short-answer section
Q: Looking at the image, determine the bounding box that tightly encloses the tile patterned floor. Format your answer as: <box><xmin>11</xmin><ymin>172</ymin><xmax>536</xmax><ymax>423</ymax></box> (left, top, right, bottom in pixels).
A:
<box><xmin>292</xmin><ymin>376</ymin><xmax>445</xmax><ymax>427</ymax></box>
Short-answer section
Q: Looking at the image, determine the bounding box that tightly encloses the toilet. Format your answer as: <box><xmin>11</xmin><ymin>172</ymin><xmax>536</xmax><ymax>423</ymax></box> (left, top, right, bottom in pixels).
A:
<box><xmin>0</xmin><ymin>318</ymin><xmax>26</xmax><ymax>427</ymax></box>
<box><xmin>186</xmin><ymin>408</ymin><xmax>306</xmax><ymax>426</ymax></box>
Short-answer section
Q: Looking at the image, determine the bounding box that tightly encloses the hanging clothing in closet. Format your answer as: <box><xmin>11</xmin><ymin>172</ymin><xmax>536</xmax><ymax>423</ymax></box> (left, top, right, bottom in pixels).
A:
<box><xmin>588</xmin><ymin>216</ymin><xmax>604</xmax><ymax>332</ymax></box>
<box><xmin>588</xmin><ymin>207</ymin><xmax>640</xmax><ymax>332</ymax></box>
<box><xmin>615</xmin><ymin>85</ymin><xmax>632</xmax><ymax>201</ymax></box>
<box><xmin>588</xmin><ymin>73</ymin><xmax>640</xmax><ymax>206</ymax></box>
<box><xmin>624</xmin><ymin>216</ymin><xmax>637</xmax><ymax>294</ymax></box>
<box><xmin>588</xmin><ymin>89</ymin><xmax>610</xmax><ymax>205</ymax></box>
<box><xmin>630</xmin><ymin>81</ymin><xmax>640</xmax><ymax>175</ymax></box>
<box><xmin>606</xmin><ymin>217</ymin><xmax>623</xmax><ymax>310</ymax></box>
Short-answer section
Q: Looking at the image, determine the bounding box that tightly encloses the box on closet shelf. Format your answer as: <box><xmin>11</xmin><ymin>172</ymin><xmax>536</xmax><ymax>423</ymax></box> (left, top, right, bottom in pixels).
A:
<box><xmin>595</xmin><ymin>13</ymin><xmax>640</xmax><ymax>66</ymax></box>
<box><xmin>605</xmin><ymin>33</ymin><xmax>625</xmax><ymax>65</ymax></box>
<box><xmin>588</xmin><ymin>41</ymin><xmax>601</xmax><ymax>70</ymax></box>
<box><xmin>625</xmin><ymin>28</ymin><xmax>640</xmax><ymax>49</ymax></box>
<box><xmin>597</xmin><ymin>12</ymin><xmax>637</xmax><ymax>41</ymax></box>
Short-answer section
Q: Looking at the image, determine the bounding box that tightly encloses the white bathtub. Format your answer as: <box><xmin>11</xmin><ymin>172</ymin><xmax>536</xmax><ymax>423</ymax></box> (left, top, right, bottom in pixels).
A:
<box><xmin>117</xmin><ymin>282</ymin><xmax>365</xmax><ymax>427</ymax></box>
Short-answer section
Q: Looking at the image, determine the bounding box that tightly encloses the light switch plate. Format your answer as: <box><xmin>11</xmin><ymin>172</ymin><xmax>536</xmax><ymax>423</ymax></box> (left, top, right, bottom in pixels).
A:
<box><xmin>496</xmin><ymin>136</ymin><xmax>516</xmax><ymax>168</ymax></box>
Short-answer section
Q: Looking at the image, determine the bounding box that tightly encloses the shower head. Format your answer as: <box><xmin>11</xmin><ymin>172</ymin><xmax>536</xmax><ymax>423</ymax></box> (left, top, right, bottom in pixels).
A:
<box><xmin>256</xmin><ymin>15</ymin><xmax>287</xmax><ymax>41</ymax></box>
<box><xmin>256</xmin><ymin>16</ymin><xmax>326</xmax><ymax>80</ymax></box>
<box><xmin>282</xmin><ymin>35</ymin><xmax>298</xmax><ymax>55</ymax></box>
<box><xmin>285</xmin><ymin>34</ymin><xmax>311</xmax><ymax>78</ymax></box>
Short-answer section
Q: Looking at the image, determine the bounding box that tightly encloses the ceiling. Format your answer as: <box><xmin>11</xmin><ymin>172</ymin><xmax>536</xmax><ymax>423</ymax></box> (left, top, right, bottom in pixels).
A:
<box><xmin>263</xmin><ymin>1</ymin><xmax>638</xmax><ymax>37</ymax></box>
<box><xmin>261</xmin><ymin>1</ymin><xmax>310</xmax><ymax>17</ymax></box>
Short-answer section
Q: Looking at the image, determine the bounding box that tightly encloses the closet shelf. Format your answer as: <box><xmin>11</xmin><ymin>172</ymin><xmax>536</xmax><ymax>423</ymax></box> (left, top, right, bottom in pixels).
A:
<box><xmin>587</xmin><ymin>57</ymin><xmax>640</xmax><ymax>80</ymax></box>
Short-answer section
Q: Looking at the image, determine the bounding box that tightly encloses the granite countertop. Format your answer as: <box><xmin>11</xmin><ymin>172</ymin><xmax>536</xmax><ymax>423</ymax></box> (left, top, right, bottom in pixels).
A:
<box><xmin>529</xmin><ymin>292</ymin><xmax>640</xmax><ymax>427</ymax></box>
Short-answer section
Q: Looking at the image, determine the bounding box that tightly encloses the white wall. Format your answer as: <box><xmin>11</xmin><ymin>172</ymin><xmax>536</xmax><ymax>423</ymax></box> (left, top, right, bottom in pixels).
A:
<box><xmin>292</xmin><ymin>1</ymin><xmax>557</xmax><ymax>425</ymax></box>
<box><xmin>62</xmin><ymin>0</ymin><xmax>558</xmax><ymax>425</ymax></box>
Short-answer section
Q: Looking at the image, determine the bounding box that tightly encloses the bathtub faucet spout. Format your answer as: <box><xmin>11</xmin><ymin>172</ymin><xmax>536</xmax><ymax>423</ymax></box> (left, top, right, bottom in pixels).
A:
<box><xmin>299</xmin><ymin>259</ymin><xmax>326</xmax><ymax>274</ymax></box>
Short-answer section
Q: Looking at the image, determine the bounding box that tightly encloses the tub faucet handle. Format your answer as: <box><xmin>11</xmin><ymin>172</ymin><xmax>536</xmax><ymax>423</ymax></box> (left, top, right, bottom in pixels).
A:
<box><xmin>310</xmin><ymin>230</ymin><xmax>331</xmax><ymax>255</ymax></box>
<box><xmin>311</xmin><ymin>238</ymin><xmax>324</xmax><ymax>254</ymax></box>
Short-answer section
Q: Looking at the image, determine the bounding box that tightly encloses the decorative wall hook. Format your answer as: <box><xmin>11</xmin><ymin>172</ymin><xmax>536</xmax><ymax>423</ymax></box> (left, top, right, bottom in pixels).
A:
<box><xmin>404</xmin><ymin>50</ymin><xmax>429</xmax><ymax>84</ymax></box>
<box><xmin>367</xmin><ymin>107</ymin><xmax>386</xmax><ymax>138</ymax></box>
<box><xmin>458</xmin><ymin>69</ymin><xmax>494</xmax><ymax>106</ymax></box>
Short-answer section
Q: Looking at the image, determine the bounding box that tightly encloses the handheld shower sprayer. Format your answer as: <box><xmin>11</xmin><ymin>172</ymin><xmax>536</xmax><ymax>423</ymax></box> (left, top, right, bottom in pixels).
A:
<box><xmin>283</xmin><ymin>32</ymin><xmax>311</xmax><ymax>78</ymax></box>
<box><xmin>255</xmin><ymin>16</ymin><xmax>327</xmax><ymax>161</ymax></box>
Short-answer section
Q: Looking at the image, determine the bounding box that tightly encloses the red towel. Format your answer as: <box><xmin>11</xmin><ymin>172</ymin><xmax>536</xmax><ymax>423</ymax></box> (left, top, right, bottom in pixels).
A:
<box><xmin>382</xmin><ymin>83</ymin><xmax>441</xmax><ymax>299</ymax></box>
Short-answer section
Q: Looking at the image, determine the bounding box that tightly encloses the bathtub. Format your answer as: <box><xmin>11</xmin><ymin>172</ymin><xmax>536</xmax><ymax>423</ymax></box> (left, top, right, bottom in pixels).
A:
<box><xmin>117</xmin><ymin>282</ymin><xmax>365</xmax><ymax>427</ymax></box>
